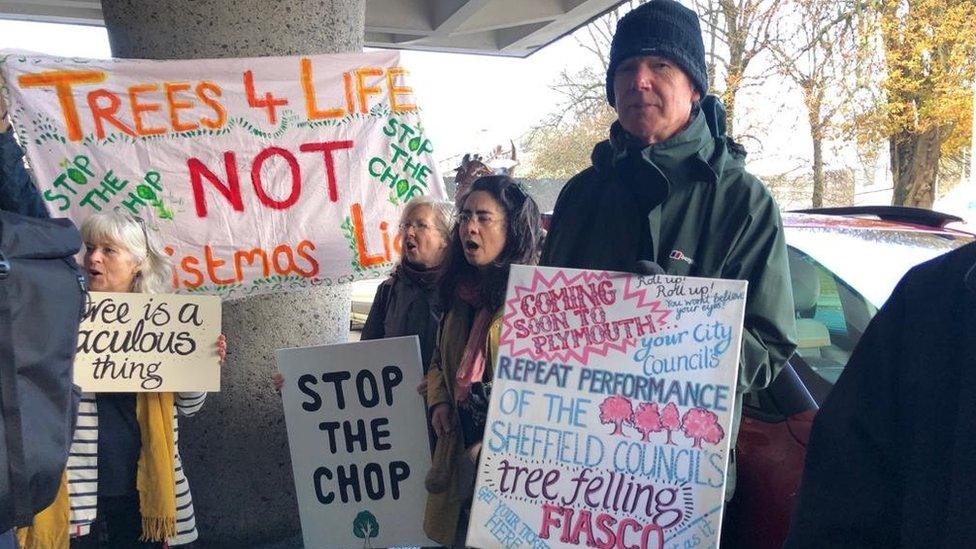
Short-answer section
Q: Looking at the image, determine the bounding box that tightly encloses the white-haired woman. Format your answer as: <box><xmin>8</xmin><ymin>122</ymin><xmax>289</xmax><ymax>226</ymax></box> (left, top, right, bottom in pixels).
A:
<box><xmin>20</xmin><ymin>211</ymin><xmax>225</xmax><ymax>549</ymax></box>
<box><xmin>360</xmin><ymin>196</ymin><xmax>453</xmax><ymax>368</ymax></box>
<box><xmin>273</xmin><ymin>196</ymin><xmax>452</xmax><ymax>395</ymax></box>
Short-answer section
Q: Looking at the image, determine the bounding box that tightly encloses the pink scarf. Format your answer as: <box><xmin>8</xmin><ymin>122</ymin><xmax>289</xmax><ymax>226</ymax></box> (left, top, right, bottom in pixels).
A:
<box><xmin>454</xmin><ymin>280</ymin><xmax>493</xmax><ymax>402</ymax></box>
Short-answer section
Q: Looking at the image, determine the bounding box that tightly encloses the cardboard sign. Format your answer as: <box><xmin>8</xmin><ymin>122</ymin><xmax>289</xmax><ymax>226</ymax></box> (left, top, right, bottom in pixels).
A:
<box><xmin>75</xmin><ymin>291</ymin><xmax>221</xmax><ymax>392</ymax></box>
<box><xmin>276</xmin><ymin>336</ymin><xmax>433</xmax><ymax>549</ymax></box>
<box><xmin>0</xmin><ymin>50</ymin><xmax>446</xmax><ymax>298</ymax></box>
<box><xmin>466</xmin><ymin>266</ymin><xmax>746</xmax><ymax>549</ymax></box>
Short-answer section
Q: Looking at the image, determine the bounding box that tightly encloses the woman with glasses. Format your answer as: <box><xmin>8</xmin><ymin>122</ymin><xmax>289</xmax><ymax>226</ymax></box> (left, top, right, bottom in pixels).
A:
<box><xmin>19</xmin><ymin>211</ymin><xmax>226</xmax><ymax>549</ymax></box>
<box><xmin>361</xmin><ymin>196</ymin><xmax>454</xmax><ymax>370</ymax></box>
<box><xmin>272</xmin><ymin>196</ymin><xmax>453</xmax><ymax>399</ymax></box>
<box><xmin>423</xmin><ymin>175</ymin><xmax>541</xmax><ymax>547</ymax></box>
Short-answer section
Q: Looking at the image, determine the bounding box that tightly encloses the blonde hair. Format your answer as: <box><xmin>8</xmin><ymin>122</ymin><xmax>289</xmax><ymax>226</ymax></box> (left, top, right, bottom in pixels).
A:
<box><xmin>400</xmin><ymin>196</ymin><xmax>454</xmax><ymax>241</ymax></box>
<box><xmin>80</xmin><ymin>211</ymin><xmax>172</xmax><ymax>294</ymax></box>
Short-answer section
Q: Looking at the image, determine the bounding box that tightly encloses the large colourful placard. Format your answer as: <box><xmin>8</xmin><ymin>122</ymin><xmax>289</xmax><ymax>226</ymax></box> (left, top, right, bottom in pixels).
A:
<box><xmin>0</xmin><ymin>50</ymin><xmax>445</xmax><ymax>298</ymax></box>
<box><xmin>467</xmin><ymin>266</ymin><xmax>746</xmax><ymax>549</ymax></box>
<box><xmin>276</xmin><ymin>336</ymin><xmax>433</xmax><ymax>549</ymax></box>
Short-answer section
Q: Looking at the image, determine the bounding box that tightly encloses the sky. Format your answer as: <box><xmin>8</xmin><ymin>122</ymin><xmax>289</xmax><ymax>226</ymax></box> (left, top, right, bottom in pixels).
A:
<box><xmin>0</xmin><ymin>13</ymin><xmax>837</xmax><ymax>182</ymax></box>
<box><xmin>0</xmin><ymin>18</ymin><xmax>594</xmax><ymax>173</ymax></box>
<box><xmin>3</xmin><ymin>15</ymin><xmax>968</xmax><ymax>210</ymax></box>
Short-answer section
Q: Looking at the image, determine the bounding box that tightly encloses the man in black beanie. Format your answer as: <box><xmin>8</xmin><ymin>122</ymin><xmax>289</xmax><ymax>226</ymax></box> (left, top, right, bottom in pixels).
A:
<box><xmin>542</xmin><ymin>0</ymin><xmax>797</xmax><ymax>502</ymax></box>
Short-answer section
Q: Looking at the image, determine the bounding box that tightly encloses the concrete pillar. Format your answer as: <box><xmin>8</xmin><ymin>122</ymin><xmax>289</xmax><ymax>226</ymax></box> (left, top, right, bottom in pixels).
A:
<box><xmin>100</xmin><ymin>1</ymin><xmax>365</xmax><ymax>546</ymax></box>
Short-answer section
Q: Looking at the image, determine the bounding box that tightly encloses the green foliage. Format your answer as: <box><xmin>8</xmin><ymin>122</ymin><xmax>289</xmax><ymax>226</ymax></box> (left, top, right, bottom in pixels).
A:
<box><xmin>524</xmin><ymin>107</ymin><xmax>616</xmax><ymax>179</ymax></box>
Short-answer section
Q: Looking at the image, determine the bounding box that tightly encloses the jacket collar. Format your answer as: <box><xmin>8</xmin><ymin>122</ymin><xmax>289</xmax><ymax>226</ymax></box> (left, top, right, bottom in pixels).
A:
<box><xmin>598</xmin><ymin>108</ymin><xmax>719</xmax><ymax>187</ymax></box>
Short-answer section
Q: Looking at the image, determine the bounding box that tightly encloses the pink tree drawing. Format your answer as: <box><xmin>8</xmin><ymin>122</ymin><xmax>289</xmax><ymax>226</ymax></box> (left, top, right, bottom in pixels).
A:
<box><xmin>681</xmin><ymin>408</ymin><xmax>725</xmax><ymax>448</ymax></box>
<box><xmin>702</xmin><ymin>422</ymin><xmax>725</xmax><ymax>446</ymax></box>
<box><xmin>631</xmin><ymin>402</ymin><xmax>663</xmax><ymax>442</ymax></box>
<box><xmin>599</xmin><ymin>395</ymin><xmax>634</xmax><ymax>436</ymax></box>
<box><xmin>660</xmin><ymin>402</ymin><xmax>681</xmax><ymax>445</ymax></box>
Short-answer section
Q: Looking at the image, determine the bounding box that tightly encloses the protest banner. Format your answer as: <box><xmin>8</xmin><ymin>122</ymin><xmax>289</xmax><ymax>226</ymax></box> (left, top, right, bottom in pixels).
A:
<box><xmin>0</xmin><ymin>50</ymin><xmax>445</xmax><ymax>298</ymax></box>
<box><xmin>276</xmin><ymin>336</ymin><xmax>433</xmax><ymax>549</ymax></box>
<box><xmin>75</xmin><ymin>291</ymin><xmax>221</xmax><ymax>392</ymax></box>
<box><xmin>466</xmin><ymin>266</ymin><xmax>746</xmax><ymax>549</ymax></box>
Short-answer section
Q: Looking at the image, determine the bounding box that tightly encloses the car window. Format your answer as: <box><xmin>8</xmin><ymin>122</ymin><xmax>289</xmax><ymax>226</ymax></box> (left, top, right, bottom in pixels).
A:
<box><xmin>784</xmin><ymin>225</ymin><xmax>973</xmax><ymax>390</ymax></box>
<box><xmin>788</xmin><ymin>247</ymin><xmax>877</xmax><ymax>384</ymax></box>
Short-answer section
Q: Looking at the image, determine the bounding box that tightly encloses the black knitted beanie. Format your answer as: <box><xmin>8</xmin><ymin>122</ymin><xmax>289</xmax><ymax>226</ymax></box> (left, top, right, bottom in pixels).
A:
<box><xmin>606</xmin><ymin>0</ymin><xmax>708</xmax><ymax>105</ymax></box>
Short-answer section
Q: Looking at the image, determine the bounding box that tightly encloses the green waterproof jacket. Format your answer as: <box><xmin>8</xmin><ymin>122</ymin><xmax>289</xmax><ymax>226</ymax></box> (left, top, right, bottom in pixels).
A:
<box><xmin>541</xmin><ymin>101</ymin><xmax>797</xmax><ymax>482</ymax></box>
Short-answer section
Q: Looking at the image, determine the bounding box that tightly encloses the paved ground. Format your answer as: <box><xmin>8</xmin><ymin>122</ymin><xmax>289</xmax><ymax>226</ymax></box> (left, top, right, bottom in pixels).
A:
<box><xmin>247</xmin><ymin>535</ymin><xmax>421</xmax><ymax>548</ymax></box>
<box><xmin>248</xmin><ymin>534</ymin><xmax>304</xmax><ymax>549</ymax></box>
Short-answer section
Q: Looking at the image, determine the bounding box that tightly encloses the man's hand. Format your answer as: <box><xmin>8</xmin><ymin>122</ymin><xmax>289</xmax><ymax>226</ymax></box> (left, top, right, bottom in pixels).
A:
<box><xmin>0</xmin><ymin>95</ymin><xmax>9</xmax><ymax>133</ymax></box>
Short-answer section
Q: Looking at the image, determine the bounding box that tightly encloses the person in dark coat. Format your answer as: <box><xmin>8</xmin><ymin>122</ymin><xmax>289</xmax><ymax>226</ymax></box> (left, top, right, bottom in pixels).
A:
<box><xmin>271</xmin><ymin>196</ymin><xmax>453</xmax><ymax>396</ymax></box>
<box><xmin>785</xmin><ymin>241</ymin><xmax>976</xmax><ymax>547</ymax></box>
<box><xmin>361</xmin><ymin>195</ymin><xmax>454</xmax><ymax>371</ymax></box>
<box><xmin>1</xmin><ymin>89</ymin><xmax>49</xmax><ymax>549</ymax></box>
<box><xmin>0</xmin><ymin>101</ymin><xmax>48</xmax><ymax>218</ymax></box>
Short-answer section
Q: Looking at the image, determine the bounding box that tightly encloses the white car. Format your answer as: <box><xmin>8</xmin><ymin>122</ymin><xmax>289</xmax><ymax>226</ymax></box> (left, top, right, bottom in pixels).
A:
<box><xmin>350</xmin><ymin>277</ymin><xmax>385</xmax><ymax>329</ymax></box>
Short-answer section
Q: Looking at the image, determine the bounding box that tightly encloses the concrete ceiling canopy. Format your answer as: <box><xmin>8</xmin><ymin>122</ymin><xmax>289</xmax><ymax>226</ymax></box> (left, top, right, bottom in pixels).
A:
<box><xmin>0</xmin><ymin>0</ymin><xmax>626</xmax><ymax>57</ymax></box>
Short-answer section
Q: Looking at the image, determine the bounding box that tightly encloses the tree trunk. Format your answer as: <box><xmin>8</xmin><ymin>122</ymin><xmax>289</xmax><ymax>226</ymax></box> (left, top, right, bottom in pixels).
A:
<box><xmin>812</xmin><ymin>134</ymin><xmax>825</xmax><ymax>208</ymax></box>
<box><xmin>724</xmin><ymin>87</ymin><xmax>737</xmax><ymax>138</ymax></box>
<box><xmin>890</xmin><ymin>127</ymin><xmax>943</xmax><ymax>208</ymax></box>
<box><xmin>805</xmin><ymin>85</ymin><xmax>825</xmax><ymax>208</ymax></box>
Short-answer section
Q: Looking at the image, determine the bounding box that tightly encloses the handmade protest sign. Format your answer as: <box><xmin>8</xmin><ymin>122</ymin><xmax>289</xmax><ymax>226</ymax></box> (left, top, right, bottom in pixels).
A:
<box><xmin>466</xmin><ymin>266</ymin><xmax>746</xmax><ymax>549</ymax></box>
<box><xmin>0</xmin><ymin>50</ymin><xmax>445</xmax><ymax>298</ymax></box>
<box><xmin>75</xmin><ymin>291</ymin><xmax>221</xmax><ymax>392</ymax></box>
<box><xmin>276</xmin><ymin>336</ymin><xmax>433</xmax><ymax>549</ymax></box>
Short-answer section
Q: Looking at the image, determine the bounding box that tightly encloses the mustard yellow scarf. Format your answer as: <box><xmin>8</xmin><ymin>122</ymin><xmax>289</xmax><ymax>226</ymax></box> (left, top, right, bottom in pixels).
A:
<box><xmin>18</xmin><ymin>392</ymin><xmax>178</xmax><ymax>548</ymax></box>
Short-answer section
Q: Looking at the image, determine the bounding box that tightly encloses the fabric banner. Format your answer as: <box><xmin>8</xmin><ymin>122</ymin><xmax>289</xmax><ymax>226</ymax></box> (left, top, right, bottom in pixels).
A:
<box><xmin>75</xmin><ymin>291</ymin><xmax>221</xmax><ymax>392</ymax></box>
<box><xmin>467</xmin><ymin>265</ymin><xmax>746</xmax><ymax>549</ymax></box>
<box><xmin>0</xmin><ymin>50</ymin><xmax>445</xmax><ymax>298</ymax></box>
<box><xmin>276</xmin><ymin>336</ymin><xmax>433</xmax><ymax>549</ymax></box>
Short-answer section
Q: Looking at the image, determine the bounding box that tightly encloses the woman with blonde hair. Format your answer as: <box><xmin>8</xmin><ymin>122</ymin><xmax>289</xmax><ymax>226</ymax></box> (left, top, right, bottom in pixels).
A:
<box><xmin>19</xmin><ymin>211</ymin><xmax>225</xmax><ymax>549</ymax></box>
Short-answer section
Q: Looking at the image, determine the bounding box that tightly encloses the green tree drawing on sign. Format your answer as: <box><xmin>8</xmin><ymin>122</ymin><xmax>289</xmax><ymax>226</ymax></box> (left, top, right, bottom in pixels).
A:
<box><xmin>352</xmin><ymin>510</ymin><xmax>379</xmax><ymax>548</ymax></box>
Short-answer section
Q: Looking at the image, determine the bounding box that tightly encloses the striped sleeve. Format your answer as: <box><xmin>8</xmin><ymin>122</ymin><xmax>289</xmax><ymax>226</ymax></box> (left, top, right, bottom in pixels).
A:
<box><xmin>175</xmin><ymin>391</ymin><xmax>206</xmax><ymax>416</ymax></box>
<box><xmin>67</xmin><ymin>396</ymin><xmax>99</xmax><ymax>536</ymax></box>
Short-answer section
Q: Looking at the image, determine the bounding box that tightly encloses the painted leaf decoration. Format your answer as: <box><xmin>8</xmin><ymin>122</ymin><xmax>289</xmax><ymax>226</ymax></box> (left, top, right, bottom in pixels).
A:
<box><xmin>67</xmin><ymin>168</ymin><xmax>87</xmax><ymax>184</ymax></box>
<box><xmin>137</xmin><ymin>185</ymin><xmax>157</xmax><ymax>200</ymax></box>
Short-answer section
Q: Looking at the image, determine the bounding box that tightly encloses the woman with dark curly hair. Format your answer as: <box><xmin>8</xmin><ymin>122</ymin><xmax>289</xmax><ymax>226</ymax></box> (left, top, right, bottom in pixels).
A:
<box><xmin>422</xmin><ymin>175</ymin><xmax>541</xmax><ymax>547</ymax></box>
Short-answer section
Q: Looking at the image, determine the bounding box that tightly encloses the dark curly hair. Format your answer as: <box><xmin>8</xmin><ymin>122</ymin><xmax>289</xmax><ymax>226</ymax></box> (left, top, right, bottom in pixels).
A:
<box><xmin>440</xmin><ymin>175</ymin><xmax>542</xmax><ymax>311</ymax></box>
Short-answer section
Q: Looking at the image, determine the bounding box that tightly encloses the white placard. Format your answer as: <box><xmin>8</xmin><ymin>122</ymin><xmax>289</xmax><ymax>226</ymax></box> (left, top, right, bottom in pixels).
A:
<box><xmin>75</xmin><ymin>291</ymin><xmax>221</xmax><ymax>392</ymax></box>
<box><xmin>276</xmin><ymin>336</ymin><xmax>433</xmax><ymax>549</ymax></box>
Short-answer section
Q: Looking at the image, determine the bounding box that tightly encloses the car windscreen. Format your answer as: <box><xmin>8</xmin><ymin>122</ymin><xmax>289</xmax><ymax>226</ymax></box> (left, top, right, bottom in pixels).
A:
<box><xmin>786</xmin><ymin>227</ymin><xmax>971</xmax><ymax>307</ymax></box>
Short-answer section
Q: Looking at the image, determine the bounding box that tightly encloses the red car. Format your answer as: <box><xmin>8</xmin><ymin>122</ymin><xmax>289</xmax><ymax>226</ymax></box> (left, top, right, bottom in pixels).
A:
<box><xmin>721</xmin><ymin>206</ymin><xmax>974</xmax><ymax>548</ymax></box>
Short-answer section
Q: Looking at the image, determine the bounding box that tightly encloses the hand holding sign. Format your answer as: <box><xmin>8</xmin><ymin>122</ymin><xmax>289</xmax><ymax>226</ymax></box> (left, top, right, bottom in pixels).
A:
<box><xmin>430</xmin><ymin>402</ymin><xmax>452</xmax><ymax>437</ymax></box>
<box><xmin>75</xmin><ymin>292</ymin><xmax>222</xmax><ymax>392</ymax></box>
<box><xmin>216</xmin><ymin>333</ymin><xmax>227</xmax><ymax>366</ymax></box>
<box><xmin>0</xmin><ymin>94</ymin><xmax>8</xmax><ymax>133</ymax></box>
